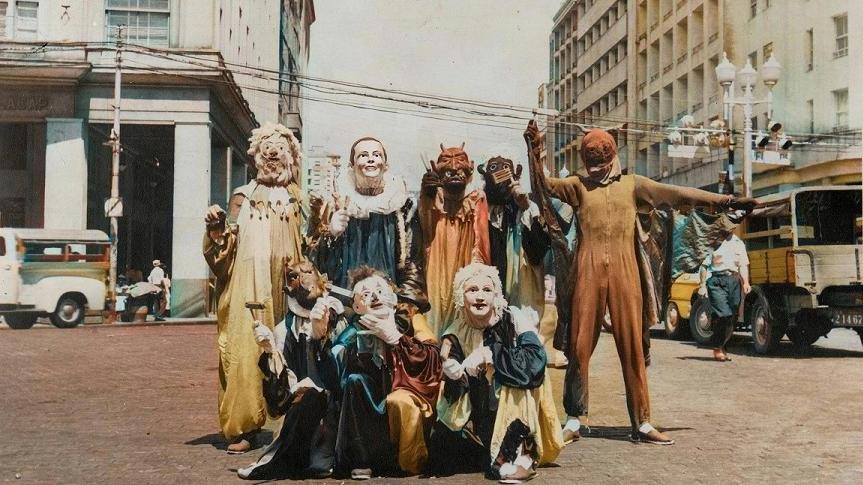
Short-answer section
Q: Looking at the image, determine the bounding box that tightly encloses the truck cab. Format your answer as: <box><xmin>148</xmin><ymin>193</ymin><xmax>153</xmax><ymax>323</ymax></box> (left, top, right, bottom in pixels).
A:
<box><xmin>0</xmin><ymin>228</ymin><xmax>110</xmax><ymax>329</ymax></box>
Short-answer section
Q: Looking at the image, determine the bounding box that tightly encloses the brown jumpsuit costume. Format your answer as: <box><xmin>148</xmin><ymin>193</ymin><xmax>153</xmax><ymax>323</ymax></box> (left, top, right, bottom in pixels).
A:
<box><xmin>545</xmin><ymin>131</ymin><xmax>729</xmax><ymax>432</ymax></box>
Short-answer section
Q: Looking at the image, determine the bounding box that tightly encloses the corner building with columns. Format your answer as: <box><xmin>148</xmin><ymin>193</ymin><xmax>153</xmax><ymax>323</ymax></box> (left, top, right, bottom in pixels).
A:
<box><xmin>0</xmin><ymin>0</ymin><xmax>315</xmax><ymax>316</ymax></box>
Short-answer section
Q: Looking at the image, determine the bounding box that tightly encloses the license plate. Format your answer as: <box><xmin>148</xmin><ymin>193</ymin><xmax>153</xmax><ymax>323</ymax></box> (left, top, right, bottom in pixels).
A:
<box><xmin>830</xmin><ymin>308</ymin><xmax>863</xmax><ymax>327</ymax></box>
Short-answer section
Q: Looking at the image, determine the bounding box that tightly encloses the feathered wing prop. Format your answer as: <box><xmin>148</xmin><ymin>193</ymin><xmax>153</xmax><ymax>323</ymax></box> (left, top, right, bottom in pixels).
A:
<box><xmin>524</xmin><ymin>120</ymin><xmax>575</xmax><ymax>354</ymax></box>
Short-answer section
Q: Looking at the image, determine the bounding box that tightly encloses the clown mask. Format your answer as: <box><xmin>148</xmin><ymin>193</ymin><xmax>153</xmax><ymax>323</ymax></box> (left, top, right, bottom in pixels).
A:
<box><xmin>352</xmin><ymin>275</ymin><xmax>397</xmax><ymax>319</ymax></box>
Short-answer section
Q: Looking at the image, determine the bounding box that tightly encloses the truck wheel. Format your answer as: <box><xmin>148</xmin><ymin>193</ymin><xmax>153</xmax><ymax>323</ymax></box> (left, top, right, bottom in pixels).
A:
<box><xmin>664</xmin><ymin>302</ymin><xmax>690</xmax><ymax>340</ymax></box>
<box><xmin>3</xmin><ymin>313</ymin><xmax>37</xmax><ymax>329</ymax></box>
<box><xmin>750</xmin><ymin>298</ymin><xmax>782</xmax><ymax>355</ymax></box>
<box><xmin>50</xmin><ymin>295</ymin><xmax>85</xmax><ymax>328</ymax></box>
<box><xmin>688</xmin><ymin>297</ymin><xmax>713</xmax><ymax>345</ymax></box>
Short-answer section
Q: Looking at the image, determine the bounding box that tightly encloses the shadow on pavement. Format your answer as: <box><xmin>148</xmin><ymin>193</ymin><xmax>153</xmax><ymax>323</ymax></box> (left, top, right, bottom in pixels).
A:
<box><xmin>184</xmin><ymin>430</ymin><xmax>273</xmax><ymax>452</ymax></box>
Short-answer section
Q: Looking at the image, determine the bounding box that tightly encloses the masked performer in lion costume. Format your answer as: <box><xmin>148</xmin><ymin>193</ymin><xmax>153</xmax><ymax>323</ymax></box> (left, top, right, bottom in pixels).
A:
<box><xmin>204</xmin><ymin>122</ymin><xmax>304</xmax><ymax>454</ymax></box>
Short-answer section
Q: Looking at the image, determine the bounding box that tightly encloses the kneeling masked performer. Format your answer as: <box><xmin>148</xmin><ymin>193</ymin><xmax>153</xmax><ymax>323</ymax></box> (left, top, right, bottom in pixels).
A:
<box><xmin>333</xmin><ymin>266</ymin><xmax>442</xmax><ymax>479</ymax></box>
<box><xmin>238</xmin><ymin>259</ymin><xmax>346</xmax><ymax>480</ymax></box>
<box><xmin>430</xmin><ymin>263</ymin><xmax>563</xmax><ymax>483</ymax></box>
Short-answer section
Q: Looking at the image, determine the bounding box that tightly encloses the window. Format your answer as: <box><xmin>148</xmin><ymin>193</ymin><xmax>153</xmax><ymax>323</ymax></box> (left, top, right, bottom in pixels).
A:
<box><xmin>805</xmin><ymin>29</ymin><xmax>813</xmax><ymax>71</ymax></box>
<box><xmin>833</xmin><ymin>13</ymin><xmax>848</xmax><ymax>58</ymax></box>
<box><xmin>105</xmin><ymin>0</ymin><xmax>169</xmax><ymax>47</ymax></box>
<box><xmin>807</xmin><ymin>99</ymin><xmax>814</xmax><ymax>133</ymax></box>
<box><xmin>748</xmin><ymin>51</ymin><xmax>757</xmax><ymax>67</ymax></box>
<box><xmin>834</xmin><ymin>89</ymin><xmax>848</xmax><ymax>128</ymax></box>
<box><xmin>2</xmin><ymin>1</ymin><xmax>39</xmax><ymax>41</ymax></box>
<box><xmin>750</xmin><ymin>0</ymin><xmax>758</xmax><ymax>19</ymax></box>
<box><xmin>762</xmin><ymin>42</ymin><xmax>773</xmax><ymax>60</ymax></box>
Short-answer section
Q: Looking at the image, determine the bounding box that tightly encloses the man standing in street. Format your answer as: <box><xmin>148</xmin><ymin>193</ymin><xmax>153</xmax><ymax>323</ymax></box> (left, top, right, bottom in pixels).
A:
<box><xmin>147</xmin><ymin>260</ymin><xmax>166</xmax><ymax>322</ymax></box>
<box><xmin>699</xmin><ymin>232</ymin><xmax>750</xmax><ymax>362</ymax></box>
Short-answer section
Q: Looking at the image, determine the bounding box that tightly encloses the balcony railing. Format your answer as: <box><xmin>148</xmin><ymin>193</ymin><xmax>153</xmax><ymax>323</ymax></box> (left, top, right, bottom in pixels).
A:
<box><xmin>650</xmin><ymin>21</ymin><xmax>658</xmax><ymax>31</ymax></box>
<box><xmin>692</xmin><ymin>41</ymin><xmax>703</xmax><ymax>55</ymax></box>
<box><xmin>638</xmin><ymin>32</ymin><xmax>647</xmax><ymax>41</ymax></box>
<box><xmin>650</xmin><ymin>72</ymin><xmax>659</xmax><ymax>82</ymax></box>
<box><xmin>676</xmin><ymin>110</ymin><xmax>688</xmax><ymax>120</ymax></box>
<box><xmin>708</xmin><ymin>32</ymin><xmax>718</xmax><ymax>43</ymax></box>
<box><xmin>833</xmin><ymin>48</ymin><xmax>848</xmax><ymax>58</ymax></box>
<box><xmin>677</xmin><ymin>52</ymin><xmax>688</xmax><ymax>63</ymax></box>
<box><xmin>692</xmin><ymin>102</ymin><xmax>703</xmax><ymax>112</ymax></box>
<box><xmin>663</xmin><ymin>10</ymin><xmax>673</xmax><ymax>21</ymax></box>
<box><xmin>639</xmin><ymin>81</ymin><xmax>647</xmax><ymax>90</ymax></box>
<box><xmin>663</xmin><ymin>63</ymin><xmax>674</xmax><ymax>74</ymax></box>
<box><xmin>677</xmin><ymin>0</ymin><xmax>687</xmax><ymax>10</ymax></box>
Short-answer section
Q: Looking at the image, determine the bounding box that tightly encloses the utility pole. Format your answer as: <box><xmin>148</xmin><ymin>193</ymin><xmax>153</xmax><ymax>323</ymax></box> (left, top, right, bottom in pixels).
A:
<box><xmin>106</xmin><ymin>25</ymin><xmax>124</xmax><ymax>321</ymax></box>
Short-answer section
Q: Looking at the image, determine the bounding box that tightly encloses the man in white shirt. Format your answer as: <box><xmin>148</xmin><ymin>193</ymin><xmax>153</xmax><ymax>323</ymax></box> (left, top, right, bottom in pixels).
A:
<box><xmin>147</xmin><ymin>260</ymin><xmax>166</xmax><ymax>321</ymax></box>
<box><xmin>699</xmin><ymin>234</ymin><xmax>750</xmax><ymax>361</ymax></box>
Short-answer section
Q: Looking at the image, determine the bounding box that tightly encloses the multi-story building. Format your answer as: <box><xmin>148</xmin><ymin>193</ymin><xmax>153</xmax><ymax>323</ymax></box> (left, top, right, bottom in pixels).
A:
<box><xmin>0</xmin><ymin>0</ymin><xmax>315</xmax><ymax>316</ymax></box>
<box><xmin>548</xmin><ymin>1</ymin><xmax>578</xmax><ymax>176</ymax></box>
<box><xmin>553</xmin><ymin>0</ymin><xmax>860</xmax><ymax>193</ymax></box>
<box><xmin>302</xmin><ymin>146</ymin><xmax>340</xmax><ymax>200</ymax></box>
<box><xmin>633</xmin><ymin>0</ymin><xmax>727</xmax><ymax>186</ymax></box>
<box><xmin>723</xmin><ymin>0</ymin><xmax>861</xmax><ymax>195</ymax></box>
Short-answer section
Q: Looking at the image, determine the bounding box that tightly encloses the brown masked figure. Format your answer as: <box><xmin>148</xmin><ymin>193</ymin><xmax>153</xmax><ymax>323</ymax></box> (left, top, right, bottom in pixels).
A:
<box><xmin>525</xmin><ymin>121</ymin><xmax>754</xmax><ymax>445</ymax></box>
<box><xmin>419</xmin><ymin>143</ymin><xmax>491</xmax><ymax>337</ymax></box>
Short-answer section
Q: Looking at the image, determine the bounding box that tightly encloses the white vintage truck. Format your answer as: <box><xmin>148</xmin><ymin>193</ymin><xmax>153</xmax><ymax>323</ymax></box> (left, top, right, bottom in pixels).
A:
<box><xmin>0</xmin><ymin>228</ymin><xmax>109</xmax><ymax>329</ymax></box>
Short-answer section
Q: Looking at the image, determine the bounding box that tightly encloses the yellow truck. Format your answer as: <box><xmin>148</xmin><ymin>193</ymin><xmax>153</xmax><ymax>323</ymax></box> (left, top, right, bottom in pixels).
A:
<box><xmin>664</xmin><ymin>186</ymin><xmax>863</xmax><ymax>354</ymax></box>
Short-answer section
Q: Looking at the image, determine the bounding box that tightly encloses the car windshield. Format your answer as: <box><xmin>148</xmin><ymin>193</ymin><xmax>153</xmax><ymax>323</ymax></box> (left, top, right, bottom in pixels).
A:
<box><xmin>795</xmin><ymin>189</ymin><xmax>863</xmax><ymax>246</ymax></box>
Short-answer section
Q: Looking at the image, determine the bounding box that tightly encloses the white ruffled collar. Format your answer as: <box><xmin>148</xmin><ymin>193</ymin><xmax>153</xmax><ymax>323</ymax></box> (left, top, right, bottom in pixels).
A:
<box><xmin>335</xmin><ymin>168</ymin><xmax>408</xmax><ymax>218</ymax></box>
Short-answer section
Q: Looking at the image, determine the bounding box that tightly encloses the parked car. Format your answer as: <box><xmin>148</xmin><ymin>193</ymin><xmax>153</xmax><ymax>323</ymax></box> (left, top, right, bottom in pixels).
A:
<box><xmin>0</xmin><ymin>228</ymin><xmax>110</xmax><ymax>329</ymax></box>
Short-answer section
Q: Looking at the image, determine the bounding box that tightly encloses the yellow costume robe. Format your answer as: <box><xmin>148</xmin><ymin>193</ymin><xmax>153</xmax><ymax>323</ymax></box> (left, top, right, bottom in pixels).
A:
<box><xmin>203</xmin><ymin>181</ymin><xmax>304</xmax><ymax>440</ymax></box>
<box><xmin>419</xmin><ymin>189</ymin><xmax>491</xmax><ymax>337</ymax></box>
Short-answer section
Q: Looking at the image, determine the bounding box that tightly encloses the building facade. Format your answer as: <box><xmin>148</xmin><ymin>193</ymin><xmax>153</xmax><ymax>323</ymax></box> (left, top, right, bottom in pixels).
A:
<box><xmin>550</xmin><ymin>0</ymin><xmax>860</xmax><ymax>193</ymax></box>
<box><xmin>301</xmin><ymin>146</ymin><xmax>340</xmax><ymax>201</ymax></box>
<box><xmin>0</xmin><ymin>0</ymin><xmax>315</xmax><ymax>316</ymax></box>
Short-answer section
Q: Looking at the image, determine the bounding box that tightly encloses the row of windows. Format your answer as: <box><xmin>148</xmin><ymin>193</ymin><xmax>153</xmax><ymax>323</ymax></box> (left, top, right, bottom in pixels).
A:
<box><xmin>577</xmin><ymin>41</ymin><xmax>627</xmax><ymax>92</ymax></box>
<box><xmin>0</xmin><ymin>0</ymin><xmax>170</xmax><ymax>46</ymax></box>
<box><xmin>576</xmin><ymin>0</ymin><xmax>627</xmax><ymax>58</ymax></box>
<box><xmin>581</xmin><ymin>83</ymin><xmax>628</xmax><ymax>121</ymax></box>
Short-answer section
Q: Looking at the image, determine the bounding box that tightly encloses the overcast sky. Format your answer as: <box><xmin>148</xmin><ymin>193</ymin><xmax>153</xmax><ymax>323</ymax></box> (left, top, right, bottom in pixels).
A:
<box><xmin>303</xmin><ymin>0</ymin><xmax>562</xmax><ymax>190</ymax></box>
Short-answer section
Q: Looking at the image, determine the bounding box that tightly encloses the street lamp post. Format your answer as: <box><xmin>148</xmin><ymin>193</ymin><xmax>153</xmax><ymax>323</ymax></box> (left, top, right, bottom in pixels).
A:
<box><xmin>714</xmin><ymin>52</ymin><xmax>782</xmax><ymax>197</ymax></box>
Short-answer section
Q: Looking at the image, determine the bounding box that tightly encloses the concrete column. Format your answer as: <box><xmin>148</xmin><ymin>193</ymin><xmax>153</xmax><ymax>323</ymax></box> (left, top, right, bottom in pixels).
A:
<box><xmin>171</xmin><ymin>122</ymin><xmax>211</xmax><ymax>317</ymax></box>
<box><xmin>44</xmin><ymin>118</ymin><xmax>87</xmax><ymax>229</ymax></box>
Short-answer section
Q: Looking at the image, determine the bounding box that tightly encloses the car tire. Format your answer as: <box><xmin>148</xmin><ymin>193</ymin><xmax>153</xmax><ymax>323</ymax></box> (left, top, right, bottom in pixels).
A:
<box><xmin>750</xmin><ymin>297</ymin><xmax>782</xmax><ymax>355</ymax></box>
<box><xmin>688</xmin><ymin>297</ymin><xmax>713</xmax><ymax>345</ymax></box>
<box><xmin>3</xmin><ymin>313</ymin><xmax>38</xmax><ymax>330</ymax></box>
<box><xmin>50</xmin><ymin>295</ymin><xmax>85</xmax><ymax>328</ymax></box>
<box><xmin>663</xmin><ymin>302</ymin><xmax>690</xmax><ymax>340</ymax></box>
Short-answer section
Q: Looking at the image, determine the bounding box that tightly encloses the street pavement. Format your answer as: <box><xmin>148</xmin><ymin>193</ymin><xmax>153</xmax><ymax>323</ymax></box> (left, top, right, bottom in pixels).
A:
<box><xmin>1</xmin><ymin>323</ymin><xmax>862</xmax><ymax>484</ymax></box>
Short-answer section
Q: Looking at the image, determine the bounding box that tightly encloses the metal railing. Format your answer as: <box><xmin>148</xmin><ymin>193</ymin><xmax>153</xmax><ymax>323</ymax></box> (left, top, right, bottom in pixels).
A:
<box><xmin>708</xmin><ymin>32</ymin><xmax>718</xmax><ymax>43</ymax></box>
<box><xmin>677</xmin><ymin>52</ymin><xmax>688</xmax><ymax>63</ymax></box>
<box><xmin>692</xmin><ymin>41</ymin><xmax>703</xmax><ymax>54</ymax></box>
<box><xmin>663</xmin><ymin>63</ymin><xmax>674</xmax><ymax>73</ymax></box>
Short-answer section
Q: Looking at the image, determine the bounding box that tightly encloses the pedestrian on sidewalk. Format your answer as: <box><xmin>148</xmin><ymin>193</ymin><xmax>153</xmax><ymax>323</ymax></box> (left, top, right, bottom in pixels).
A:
<box><xmin>699</xmin><ymin>233</ymin><xmax>750</xmax><ymax>362</ymax></box>
<box><xmin>147</xmin><ymin>259</ymin><xmax>166</xmax><ymax>322</ymax></box>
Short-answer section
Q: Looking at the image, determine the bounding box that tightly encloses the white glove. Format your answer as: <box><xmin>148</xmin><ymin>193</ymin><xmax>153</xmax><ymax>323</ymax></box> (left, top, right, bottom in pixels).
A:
<box><xmin>359</xmin><ymin>313</ymin><xmax>402</xmax><ymax>345</ymax></box>
<box><xmin>519</xmin><ymin>200</ymin><xmax>541</xmax><ymax>230</ymax></box>
<box><xmin>329</xmin><ymin>208</ymin><xmax>350</xmax><ymax>236</ymax></box>
<box><xmin>253</xmin><ymin>321</ymin><xmax>277</xmax><ymax>353</ymax></box>
<box><xmin>442</xmin><ymin>358</ymin><xmax>465</xmax><ymax>380</ymax></box>
<box><xmin>309</xmin><ymin>298</ymin><xmax>330</xmax><ymax>340</ymax></box>
<box><xmin>698</xmin><ymin>285</ymin><xmax>708</xmax><ymax>298</ymax></box>
<box><xmin>510</xmin><ymin>306</ymin><xmax>540</xmax><ymax>336</ymax></box>
<box><xmin>290</xmin><ymin>376</ymin><xmax>323</xmax><ymax>394</ymax></box>
<box><xmin>462</xmin><ymin>346</ymin><xmax>493</xmax><ymax>377</ymax></box>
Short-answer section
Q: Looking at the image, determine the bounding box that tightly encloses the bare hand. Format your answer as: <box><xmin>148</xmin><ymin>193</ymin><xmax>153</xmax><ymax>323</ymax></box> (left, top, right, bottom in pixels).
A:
<box><xmin>743</xmin><ymin>282</ymin><xmax>752</xmax><ymax>295</ymax></box>
<box><xmin>730</xmin><ymin>196</ymin><xmax>758</xmax><ymax>213</ymax></box>
<box><xmin>205</xmin><ymin>205</ymin><xmax>226</xmax><ymax>241</ymax></box>
<box><xmin>509</xmin><ymin>180</ymin><xmax>530</xmax><ymax>210</ymax></box>
<box><xmin>523</xmin><ymin>119</ymin><xmax>540</xmax><ymax>147</ymax></box>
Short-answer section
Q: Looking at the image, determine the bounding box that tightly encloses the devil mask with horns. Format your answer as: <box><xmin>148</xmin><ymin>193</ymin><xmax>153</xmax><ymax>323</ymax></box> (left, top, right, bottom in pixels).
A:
<box><xmin>432</xmin><ymin>142</ymin><xmax>473</xmax><ymax>191</ymax></box>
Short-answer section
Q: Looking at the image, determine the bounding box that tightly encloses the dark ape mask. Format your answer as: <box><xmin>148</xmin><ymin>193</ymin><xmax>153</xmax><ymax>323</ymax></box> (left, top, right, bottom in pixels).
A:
<box><xmin>478</xmin><ymin>156</ymin><xmax>523</xmax><ymax>205</ymax></box>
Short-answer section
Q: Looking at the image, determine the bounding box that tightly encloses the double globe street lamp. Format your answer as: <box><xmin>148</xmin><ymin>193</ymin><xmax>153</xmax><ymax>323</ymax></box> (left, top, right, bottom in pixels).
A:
<box><xmin>714</xmin><ymin>51</ymin><xmax>783</xmax><ymax>197</ymax></box>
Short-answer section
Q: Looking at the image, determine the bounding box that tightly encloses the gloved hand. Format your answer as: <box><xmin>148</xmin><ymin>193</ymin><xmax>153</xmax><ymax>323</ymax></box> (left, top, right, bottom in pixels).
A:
<box><xmin>698</xmin><ymin>285</ymin><xmax>708</xmax><ymax>298</ymax></box>
<box><xmin>442</xmin><ymin>358</ymin><xmax>465</xmax><ymax>380</ymax></box>
<box><xmin>421</xmin><ymin>168</ymin><xmax>442</xmax><ymax>196</ymax></box>
<box><xmin>462</xmin><ymin>346</ymin><xmax>493</xmax><ymax>377</ymax></box>
<box><xmin>329</xmin><ymin>207</ymin><xmax>350</xmax><ymax>236</ymax></box>
<box><xmin>729</xmin><ymin>196</ymin><xmax>758</xmax><ymax>213</ymax></box>
<box><xmin>253</xmin><ymin>321</ymin><xmax>276</xmax><ymax>353</ymax></box>
<box><xmin>308</xmin><ymin>298</ymin><xmax>331</xmax><ymax>340</ymax></box>
<box><xmin>359</xmin><ymin>313</ymin><xmax>402</xmax><ymax>345</ymax></box>
<box><xmin>510</xmin><ymin>306</ymin><xmax>540</xmax><ymax>336</ymax></box>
